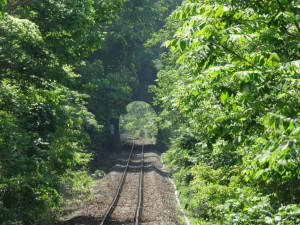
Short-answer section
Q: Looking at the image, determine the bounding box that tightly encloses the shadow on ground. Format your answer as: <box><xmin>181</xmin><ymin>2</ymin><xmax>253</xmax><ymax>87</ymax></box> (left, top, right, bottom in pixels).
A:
<box><xmin>55</xmin><ymin>216</ymin><xmax>101</xmax><ymax>225</ymax></box>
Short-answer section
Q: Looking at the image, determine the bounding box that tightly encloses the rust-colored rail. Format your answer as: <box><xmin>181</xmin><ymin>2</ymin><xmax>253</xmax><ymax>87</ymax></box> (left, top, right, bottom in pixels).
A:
<box><xmin>134</xmin><ymin>143</ymin><xmax>144</xmax><ymax>225</ymax></box>
<box><xmin>99</xmin><ymin>142</ymin><xmax>135</xmax><ymax>225</ymax></box>
<box><xmin>100</xmin><ymin>142</ymin><xmax>145</xmax><ymax>225</ymax></box>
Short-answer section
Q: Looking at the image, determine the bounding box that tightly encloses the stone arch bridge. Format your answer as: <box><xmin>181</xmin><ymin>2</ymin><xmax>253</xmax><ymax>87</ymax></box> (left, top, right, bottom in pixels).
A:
<box><xmin>111</xmin><ymin>60</ymin><xmax>159</xmax><ymax>151</ymax></box>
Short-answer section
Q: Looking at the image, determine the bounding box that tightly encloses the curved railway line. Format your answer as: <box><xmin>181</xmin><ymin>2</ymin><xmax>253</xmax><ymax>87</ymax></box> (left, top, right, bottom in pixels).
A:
<box><xmin>55</xmin><ymin>140</ymin><xmax>182</xmax><ymax>225</ymax></box>
<box><xmin>100</xmin><ymin>142</ymin><xmax>144</xmax><ymax>225</ymax></box>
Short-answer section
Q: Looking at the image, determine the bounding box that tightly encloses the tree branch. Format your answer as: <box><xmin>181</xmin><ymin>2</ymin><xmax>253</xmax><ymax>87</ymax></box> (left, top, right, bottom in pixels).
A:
<box><xmin>213</xmin><ymin>41</ymin><xmax>256</xmax><ymax>68</ymax></box>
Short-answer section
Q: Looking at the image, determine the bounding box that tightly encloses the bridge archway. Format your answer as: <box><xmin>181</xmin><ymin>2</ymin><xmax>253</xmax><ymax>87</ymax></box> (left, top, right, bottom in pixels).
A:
<box><xmin>110</xmin><ymin>59</ymin><xmax>161</xmax><ymax>150</ymax></box>
<box><xmin>119</xmin><ymin>101</ymin><xmax>158</xmax><ymax>145</ymax></box>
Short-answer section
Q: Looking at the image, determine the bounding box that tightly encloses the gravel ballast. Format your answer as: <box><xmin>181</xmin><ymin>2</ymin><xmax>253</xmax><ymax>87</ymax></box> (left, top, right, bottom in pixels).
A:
<box><xmin>56</xmin><ymin>144</ymin><xmax>183</xmax><ymax>225</ymax></box>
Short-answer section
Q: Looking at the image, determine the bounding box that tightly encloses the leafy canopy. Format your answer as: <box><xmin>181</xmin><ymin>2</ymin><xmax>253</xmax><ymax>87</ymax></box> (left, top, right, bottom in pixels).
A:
<box><xmin>153</xmin><ymin>0</ymin><xmax>300</xmax><ymax>223</ymax></box>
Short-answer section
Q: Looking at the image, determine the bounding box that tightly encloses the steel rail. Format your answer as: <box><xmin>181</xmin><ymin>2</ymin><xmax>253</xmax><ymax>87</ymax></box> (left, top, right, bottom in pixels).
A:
<box><xmin>134</xmin><ymin>143</ymin><xmax>144</xmax><ymax>225</ymax></box>
<box><xmin>99</xmin><ymin>142</ymin><xmax>135</xmax><ymax>225</ymax></box>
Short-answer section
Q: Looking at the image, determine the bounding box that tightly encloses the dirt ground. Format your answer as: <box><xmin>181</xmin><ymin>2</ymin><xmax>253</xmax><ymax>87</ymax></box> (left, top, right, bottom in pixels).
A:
<box><xmin>55</xmin><ymin>143</ymin><xmax>183</xmax><ymax>225</ymax></box>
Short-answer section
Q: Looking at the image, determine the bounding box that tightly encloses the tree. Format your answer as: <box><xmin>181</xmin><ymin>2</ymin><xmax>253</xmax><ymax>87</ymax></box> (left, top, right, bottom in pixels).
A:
<box><xmin>152</xmin><ymin>0</ymin><xmax>300</xmax><ymax>223</ymax></box>
<box><xmin>84</xmin><ymin>0</ymin><xmax>180</xmax><ymax>153</ymax></box>
<box><xmin>0</xmin><ymin>0</ymin><xmax>124</xmax><ymax>224</ymax></box>
<box><xmin>0</xmin><ymin>0</ymin><xmax>185</xmax><ymax>223</ymax></box>
<box><xmin>6</xmin><ymin>0</ymin><xmax>124</xmax><ymax>65</ymax></box>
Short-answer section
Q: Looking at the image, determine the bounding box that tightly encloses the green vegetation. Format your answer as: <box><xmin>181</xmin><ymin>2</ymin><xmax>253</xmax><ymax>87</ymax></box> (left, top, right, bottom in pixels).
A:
<box><xmin>2</xmin><ymin>0</ymin><xmax>299</xmax><ymax>224</ymax></box>
<box><xmin>0</xmin><ymin>0</ymin><xmax>178</xmax><ymax>224</ymax></box>
<box><xmin>151</xmin><ymin>0</ymin><xmax>300</xmax><ymax>224</ymax></box>
<box><xmin>0</xmin><ymin>0</ymin><xmax>127</xmax><ymax>223</ymax></box>
<box><xmin>120</xmin><ymin>101</ymin><xmax>158</xmax><ymax>142</ymax></box>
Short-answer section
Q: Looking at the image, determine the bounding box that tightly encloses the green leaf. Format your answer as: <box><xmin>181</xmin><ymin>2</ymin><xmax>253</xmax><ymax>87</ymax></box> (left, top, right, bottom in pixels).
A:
<box><xmin>220</xmin><ymin>92</ymin><xmax>229</xmax><ymax>102</ymax></box>
<box><xmin>178</xmin><ymin>40</ymin><xmax>187</xmax><ymax>52</ymax></box>
<box><xmin>164</xmin><ymin>39</ymin><xmax>176</xmax><ymax>48</ymax></box>
<box><xmin>176</xmin><ymin>53</ymin><xmax>187</xmax><ymax>63</ymax></box>
<box><xmin>277</xmin><ymin>141</ymin><xmax>290</xmax><ymax>158</ymax></box>
<box><xmin>215</xmin><ymin>5</ymin><xmax>224</xmax><ymax>17</ymax></box>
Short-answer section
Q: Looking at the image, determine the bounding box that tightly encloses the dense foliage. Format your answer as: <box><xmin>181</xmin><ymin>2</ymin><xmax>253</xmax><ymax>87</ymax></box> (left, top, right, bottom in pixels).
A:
<box><xmin>120</xmin><ymin>101</ymin><xmax>158</xmax><ymax>142</ymax></box>
<box><xmin>0</xmin><ymin>0</ymin><xmax>179</xmax><ymax>224</ymax></box>
<box><xmin>0</xmin><ymin>1</ymin><xmax>127</xmax><ymax>224</ymax></box>
<box><xmin>6</xmin><ymin>0</ymin><xmax>300</xmax><ymax>223</ymax></box>
<box><xmin>152</xmin><ymin>0</ymin><xmax>300</xmax><ymax>224</ymax></box>
<box><xmin>79</xmin><ymin>0</ymin><xmax>180</xmax><ymax>159</ymax></box>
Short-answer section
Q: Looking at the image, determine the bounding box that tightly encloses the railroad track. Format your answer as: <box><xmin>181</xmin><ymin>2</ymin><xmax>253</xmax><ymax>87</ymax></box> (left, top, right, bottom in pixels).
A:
<box><xmin>100</xmin><ymin>142</ymin><xmax>144</xmax><ymax>225</ymax></box>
